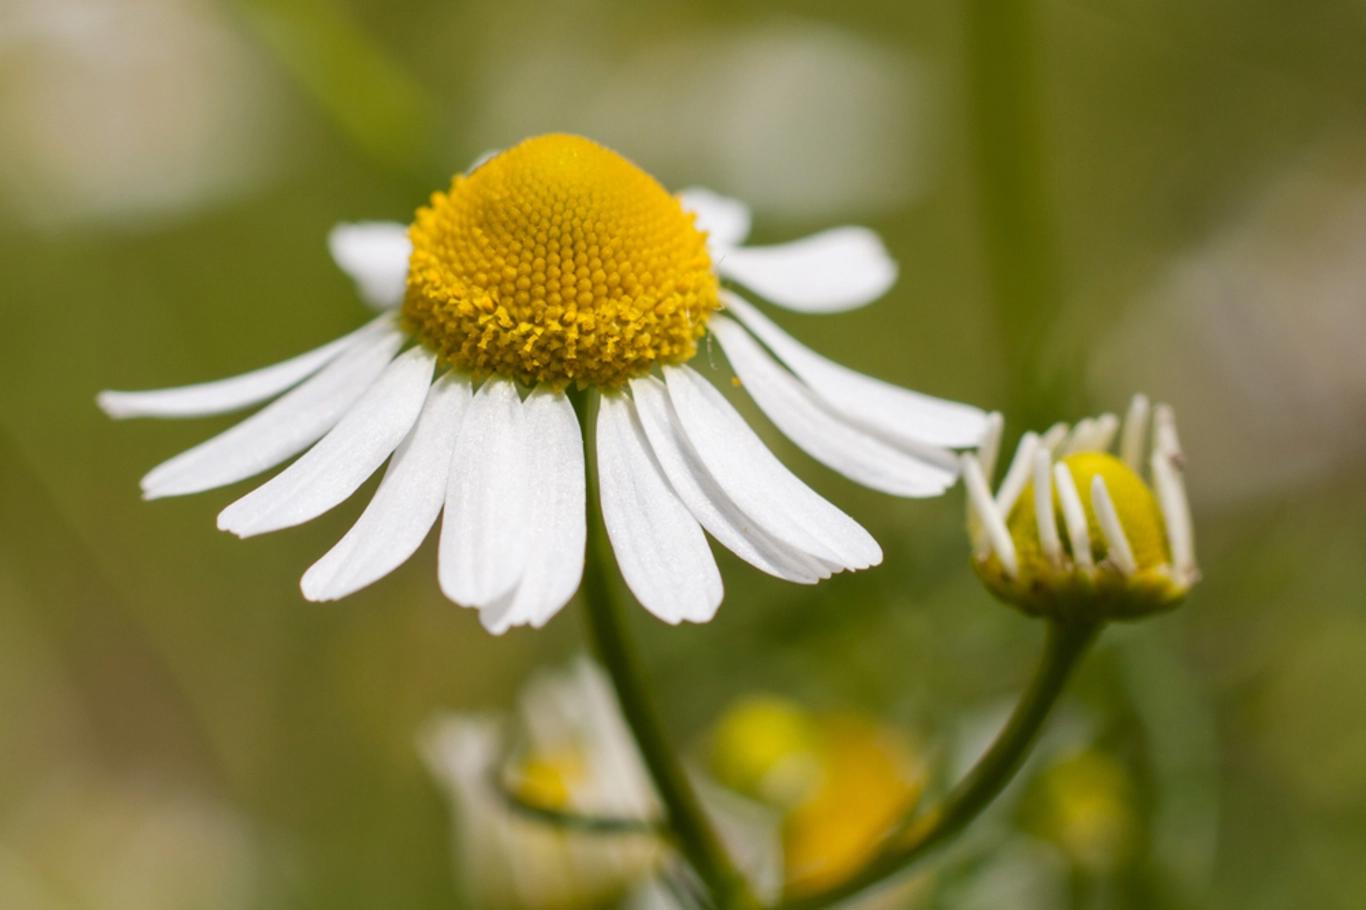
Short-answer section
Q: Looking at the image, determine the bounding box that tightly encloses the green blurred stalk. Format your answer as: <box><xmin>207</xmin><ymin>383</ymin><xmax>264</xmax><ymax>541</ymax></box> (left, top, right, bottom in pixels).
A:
<box><xmin>574</xmin><ymin>392</ymin><xmax>756</xmax><ymax>910</ymax></box>
<box><xmin>230</xmin><ymin>0</ymin><xmax>444</xmax><ymax>183</ymax></box>
<box><xmin>966</xmin><ymin>0</ymin><xmax>1070</xmax><ymax>422</ymax></box>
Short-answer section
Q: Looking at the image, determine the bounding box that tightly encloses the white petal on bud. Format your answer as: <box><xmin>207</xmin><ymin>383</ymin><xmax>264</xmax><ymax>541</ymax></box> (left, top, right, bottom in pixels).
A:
<box><xmin>1090</xmin><ymin>413</ymin><xmax>1120</xmax><ymax>453</ymax></box>
<box><xmin>1120</xmin><ymin>394</ymin><xmax>1150</xmax><ymax>471</ymax></box>
<box><xmin>964</xmin><ymin>454</ymin><xmax>1018</xmax><ymax>577</ymax></box>
<box><xmin>1153</xmin><ymin>403</ymin><xmax>1184</xmax><ymax>464</ymax></box>
<box><xmin>1151</xmin><ymin>447</ymin><xmax>1197</xmax><ymax>584</ymax></box>
<box><xmin>1039</xmin><ymin>421</ymin><xmax>1069</xmax><ymax>455</ymax></box>
<box><xmin>995</xmin><ymin>431</ymin><xmax>1039</xmax><ymax>517</ymax></box>
<box><xmin>1053</xmin><ymin>462</ymin><xmax>1094</xmax><ymax>570</ymax></box>
<box><xmin>977</xmin><ymin>412</ymin><xmax>1005</xmax><ymax>482</ymax></box>
<box><xmin>1061</xmin><ymin>418</ymin><xmax>1096</xmax><ymax>455</ymax></box>
<box><xmin>1033</xmin><ymin>449</ymin><xmax>1063</xmax><ymax>567</ymax></box>
<box><xmin>1091</xmin><ymin>475</ymin><xmax>1138</xmax><ymax>576</ymax></box>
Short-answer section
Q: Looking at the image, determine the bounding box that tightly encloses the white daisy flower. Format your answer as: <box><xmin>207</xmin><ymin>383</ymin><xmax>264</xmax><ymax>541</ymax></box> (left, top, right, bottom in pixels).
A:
<box><xmin>961</xmin><ymin>396</ymin><xmax>1198</xmax><ymax>621</ymax></box>
<box><xmin>99</xmin><ymin>133</ymin><xmax>988</xmax><ymax>631</ymax></box>
<box><xmin>420</xmin><ymin>658</ymin><xmax>782</xmax><ymax>909</ymax></box>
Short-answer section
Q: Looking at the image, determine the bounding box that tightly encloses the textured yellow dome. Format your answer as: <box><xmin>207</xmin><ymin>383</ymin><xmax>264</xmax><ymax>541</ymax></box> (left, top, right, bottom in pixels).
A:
<box><xmin>403</xmin><ymin>134</ymin><xmax>719</xmax><ymax>388</ymax></box>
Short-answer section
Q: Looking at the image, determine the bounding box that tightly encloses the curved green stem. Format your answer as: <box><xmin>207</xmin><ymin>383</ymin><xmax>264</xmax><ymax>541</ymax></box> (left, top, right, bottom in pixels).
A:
<box><xmin>781</xmin><ymin>621</ymin><xmax>1097</xmax><ymax>910</ymax></box>
<box><xmin>576</xmin><ymin>393</ymin><xmax>755</xmax><ymax>910</ymax></box>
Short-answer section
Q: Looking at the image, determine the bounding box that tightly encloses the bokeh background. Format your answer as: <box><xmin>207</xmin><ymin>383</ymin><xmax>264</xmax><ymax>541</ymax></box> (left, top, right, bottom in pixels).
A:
<box><xmin>3</xmin><ymin>0</ymin><xmax>1366</xmax><ymax>907</ymax></box>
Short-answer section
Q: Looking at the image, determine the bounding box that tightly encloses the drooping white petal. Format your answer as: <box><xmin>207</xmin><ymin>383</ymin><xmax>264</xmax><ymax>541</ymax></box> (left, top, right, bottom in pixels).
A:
<box><xmin>1119</xmin><ymin>394</ymin><xmax>1150</xmax><ymax>471</ymax></box>
<box><xmin>439</xmin><ymin>380</ymin><xmax>531</xmax><ymax>609</ymax></box>
<box><xmin>300</xmin><ymin>372</ymin><xmax>471</xmax><ymax>601</ymax></box>
<box><xmin>479</xmin><ymin>390</ymin><xmax>586</xmax><ymax>634</ymax></box>
<box><xmin>1091</xmin><ymin>475</ymin><xmax>1138</xmax><ymax>576</ymax></box>
<box><xmin>629</xmin><ymin>376</ymin><xmax>833</xmax><ymax>584</ymax></box>
<box><xmin>723</xmin><ymin>292</ymin><xmax>988</xmax><ymax>448</ymax></box>
<box><xmin>596</xmin><ymin>393</ymin><xmax>722</xmax><ymax>624</ymax></box>
<box><xmin>328</xmin><ymin>222</ymin><xmax>411</xmax><ymax>309</ymax></box>
<box><xmin>1033</xmin><ymin>449</ymin><xmax>1063</xmax><ymax>567</ymax></box>
<box><xmin>662</xmin><ymin>365</ymin><xmax>881</xmax><ymax>572</ymax></box>
<box><xmin>963</xmin><ymin>453</ymin><xmax>1017</xmax><ymax>576</ymax></box>
<box><xmin>709</xmin><ymin>316</ymin><xmax>956</xmax><ymax>497</ymax></box>
<box><xmin>1053</xmin><ymin>462</ymin><xmax>1094</xmax><ymax>570</ymax></box>
<box><xmin>995</xmin><ymin>431</ymin><xmax>1039</xmax><ymax>516</ymax></box>
<box><xmin>218</xmin><ymin>346</ymin><xmax>435</xmax><ymax>537</ymax></box>
<box><xmin>719</xmin><ymin>228</ymin><xmax>896</xmax><ymax>313</ymax></box>
<box><xmin>677</xmin><ymin>187</ymin><xmax>751</xmax><ymax>251</ymax></box>
<box><xmin>97</xmin><ymin>315</ymin><xmax>390</xmax><ymax>420</ymax></box>
<box><xmin>140</xmin><ymin>323</ymin><xmax>405</xmax><ymax>499</ymax></box>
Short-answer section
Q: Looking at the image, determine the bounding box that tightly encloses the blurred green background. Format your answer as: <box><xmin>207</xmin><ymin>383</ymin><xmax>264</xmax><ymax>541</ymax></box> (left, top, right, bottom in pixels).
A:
<box><xmin>3</xmin><ymin>0</ymin><xmax>1366</xmax><ymax>907</ymax></box>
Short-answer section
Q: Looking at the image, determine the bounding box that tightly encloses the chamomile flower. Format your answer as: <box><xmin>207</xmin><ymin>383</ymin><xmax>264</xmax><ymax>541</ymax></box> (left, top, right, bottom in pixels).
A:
<box><xmin>961</xmin><ymin>396</ymin><xmax>1198</xmax><ymax>622</ymax></box>
<box><xmin>420</xmin><ymin>659</ymin><xmax>781</xmax><ymax>909</ymax></box>
<box><xmin>99</xmin><ymin>133</ymin><xmax>987</xmax><ymax>630</ymax></box>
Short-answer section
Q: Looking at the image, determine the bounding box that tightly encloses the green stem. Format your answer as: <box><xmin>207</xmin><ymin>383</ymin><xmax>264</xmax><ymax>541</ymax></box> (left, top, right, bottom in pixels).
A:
<box><xmin>781</xmin><ymin>621</ymin><xmax>1097</xmax><ymax>909</ymax></box>
<box><xmin>575</xmin><ymin>392</ymin><xmax>755</xmax><ymax>910</ymax></box>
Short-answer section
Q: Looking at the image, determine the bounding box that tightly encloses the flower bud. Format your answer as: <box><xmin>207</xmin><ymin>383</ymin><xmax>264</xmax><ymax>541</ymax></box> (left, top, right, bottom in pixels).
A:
<box><xmin>963</xmin><ymin>396</ymin><xmax>1198</xmax><ymax>622</ymax></box>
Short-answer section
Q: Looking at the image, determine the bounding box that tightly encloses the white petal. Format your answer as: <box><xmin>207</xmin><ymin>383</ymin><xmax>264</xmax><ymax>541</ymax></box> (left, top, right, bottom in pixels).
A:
<box><xmin>1119</xmin><ymin>394</ymin><xmax>1150</xmax><ymax>472</ymax></box>
<box><xmin>479</xmin><ymin>390</ymin><xmax>586</xmax><ymax>634</ymax></box>
<box><xmin>723</xmin><ymin>291</ymin><xmax>988</xmax><ymax>448</ymax></box>
<box><xmin>439</xmin><ymin>380</ymin><xmax>531</xmax><ymax>609</ymax></box>
<box><xmin>718</xmin><ymin>227</ymin><xmax>896</xmax><ymax>313</ymax></box>
<box><xmin>662</xmin><ymin>364</ymin><xmax>881</xmax><ymax>572</ymax></box>
<box><xmin>1091</xmin><ymin>475</ymin><xmax>1138</xmax><ymax>576</ymax></box>
<box><xmin>677</xmin><ymin>186</ymin><xmax>751</xmax><ymax>251</ymax></box>
<box><xmin>301</xmin><ymin>372</ymin><xmax>472</xmax><ymax>601</ymax></box>
<box><xmin>1039</xmin><ymin>421</ymin><xmax>1069</xmax><ymax>455</ymax></box>
<box><xmin>218</xmin><ymin>346</ymin><xmax>435</xmax><ymax>537</ymax></box>
<box><xmin>140</xmin><ymin>324</ymin><xmax>405</xmax><ymax>498</ymax></box>
<box><xmin>629</xmin><ymin>375</ymin><xmax>833</xmax><ymax>584</ymax></box>
<box><xmin>596</xmin><ymin>393</ymin><xmax>722</xmax><ymax>624</ymax></box>
<box><xmin>1033</xmin><ymin>449</ymin><xmax>1063</xmax><ymax>567</ymax></box>
<box><xmin>963</xmin><ymin>453</ymin><xmax>1016</xmax><ymax>575</ymax></box>
<box><xmin>709</xmin><ymin>316</ymin><xmax>956</xmax><ymax>497</ymax></box>
<box><xmin>97</xmin><ymin>315</ymin><xmax>389</xmax><ymax>420</ymax></box>
<box><xmin>995</xmin><ymin>431</ymin><xmax>1039</xmax><ymax>516</ymax></box>
<box><xmin>328</xmin><ymin>222</ymin><xmax>411</xmax><ymax>309</ymax></box>
<box><xmin>977</xmin><ymin>412</ymin><xmax>1005</xmax><ymax>481</ymax></box>
<box><xmin>1053</xmin><ymin>462</ymin><xmax>1094</xmax><ymax>570</ymax></box>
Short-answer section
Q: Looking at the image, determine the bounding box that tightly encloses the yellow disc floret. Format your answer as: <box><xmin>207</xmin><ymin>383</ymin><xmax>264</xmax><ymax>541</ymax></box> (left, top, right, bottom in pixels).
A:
<box><xmin>976</xmin><ymin>452</ymin><xmax>1186</xmax><ymax>621</ymax></box>
<box><xmin>404</xmin><ymin>134</ymin><xmax>719</xmax><ymax>388</ymax></box>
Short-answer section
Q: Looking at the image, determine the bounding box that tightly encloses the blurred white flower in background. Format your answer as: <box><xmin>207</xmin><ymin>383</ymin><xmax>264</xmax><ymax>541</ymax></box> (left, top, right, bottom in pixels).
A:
<box><xmin>0</xmin><ymin>0</ymin><xmax>286</xmax><ymax>229</ymax></box>
<box><xmin>464</xmin><ymin>11</ymin><xmax>931</xmax><ymax>219</ymax></box>
<box><xmin>1095</xmin><ymin>138</ymin><xmax>1366</xmax><ymax>503</ymax></box>
<box><xmin>420</xmin><ymin>658</ymin><xmax>781</xmax><ymax>909</ymax></box>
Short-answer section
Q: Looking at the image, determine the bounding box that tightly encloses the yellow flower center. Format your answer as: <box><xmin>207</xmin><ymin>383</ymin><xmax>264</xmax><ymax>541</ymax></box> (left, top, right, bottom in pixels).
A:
<box><xmin>1011</xmin><ymin>452</ymin><xmax>1168</xmax><ymax>573</ymax></box>
<box><xmin>403</xmin><ymin>133</ymin><xmax>719</xmax><ymax>388</ymax></box>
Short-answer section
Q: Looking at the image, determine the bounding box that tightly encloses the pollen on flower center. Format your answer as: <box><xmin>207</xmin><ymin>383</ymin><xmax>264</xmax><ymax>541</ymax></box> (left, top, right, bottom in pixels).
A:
<box><xmin>403</xmin><ymin>133</ymin><xmax>720</xmax><ymax>388</ymax></box>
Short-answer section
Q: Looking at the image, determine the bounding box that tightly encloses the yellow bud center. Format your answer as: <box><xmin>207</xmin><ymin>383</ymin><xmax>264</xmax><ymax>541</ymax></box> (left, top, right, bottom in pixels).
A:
<box><xmin>975</xmin><ymin>451</ymin><xmax>1185</xmax><ymax>620</ymax></box>
<box><xmin>510</xmin><ymin>749</ymin><xmax>584</xmax><ymax>810</ymax></box>
<box><xmin>403</xmin><ymin>133</ymin><xmax>719</xmax><ymax>388</ymax></box>
<box><xmin>1011</xmin><ymin>452</ymin><xmax>1168</xmax><ymax>573</ymax></box>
